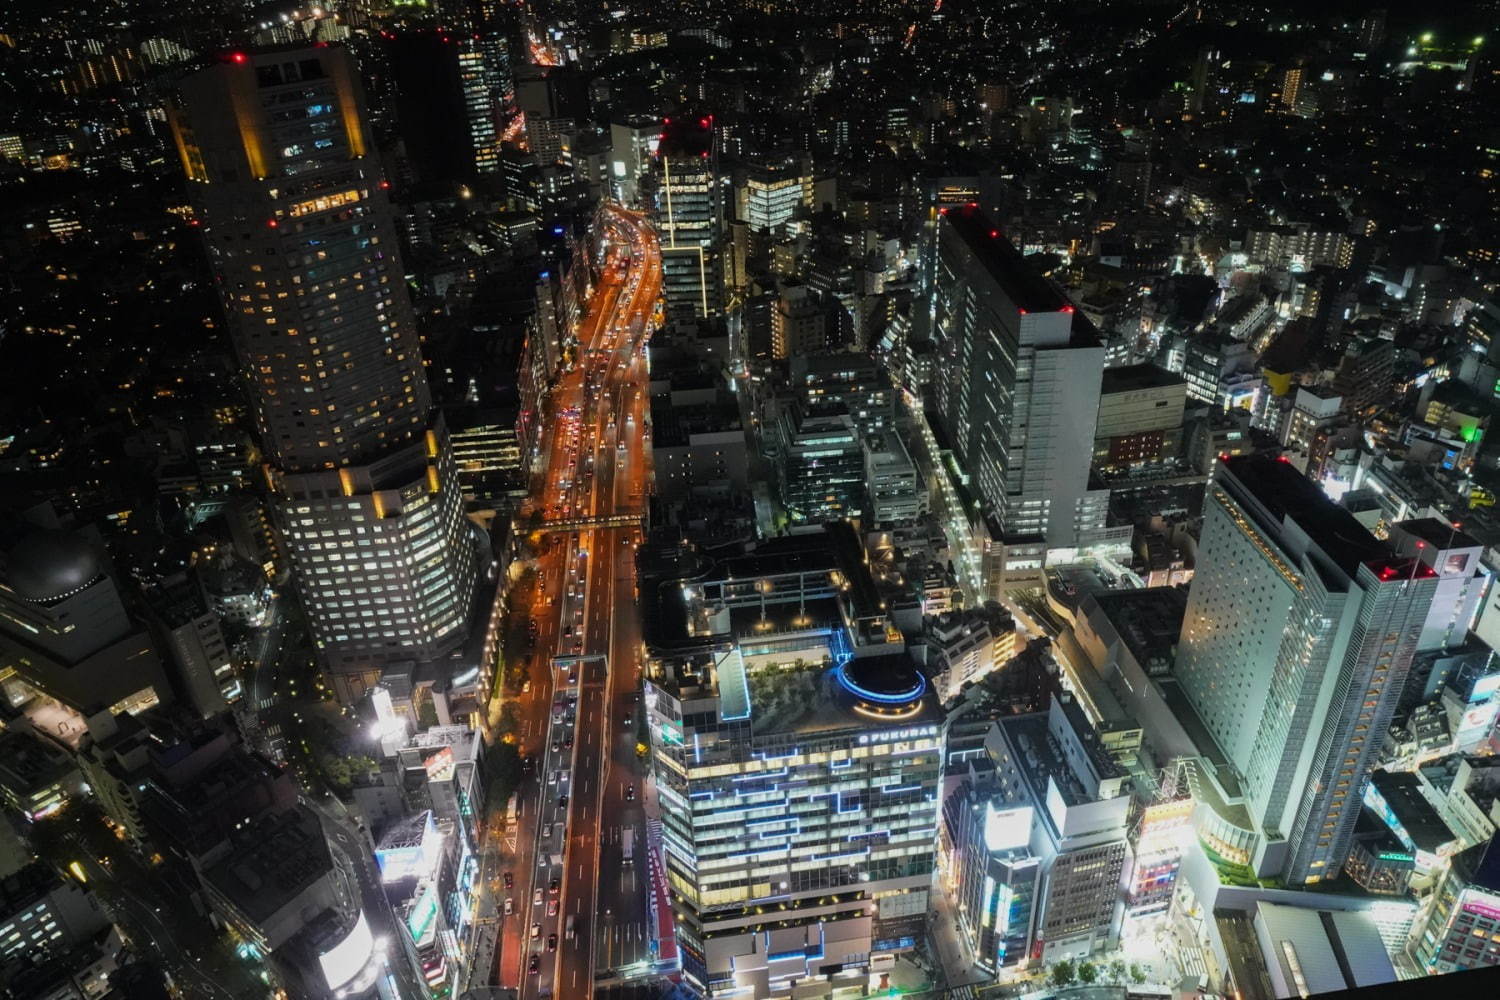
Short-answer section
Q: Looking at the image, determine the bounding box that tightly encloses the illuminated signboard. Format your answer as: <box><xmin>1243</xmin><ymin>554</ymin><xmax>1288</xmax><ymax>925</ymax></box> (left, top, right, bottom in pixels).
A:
<box><xmin>1378</xmin><ymin>851</ymin><xmax>1415</xmax><ymax>862</ymax></box>
<box><xmin>1462</xmin><ymin>890</ymin><xmax>1500</xmax><ymax>922</ymax></box>
<box><xmin>407</xmin><ymin>884</ymin><xmax>440</xmax><ymax>948</ymax></box>
<box><xmin>424</xmin><ymin>747</ymin><xmax>456</xmax><ymax>781</ymax></box>
<box><xmin>984</xmin><ymin>805</ymin><xmax>1034</xmax><ymax>853</ymax></box>
<box><xmin>1137</xmin><ymin>798</ymin><xmax>1194</xmax><ymax>852</ymax></box>
<box><xmin>319</xmin><ymin>912</ymin><xmax>375</xmax><ymax>992</ymax></box>
<box><xmin>375</xmin><ymin>811</ymin><xmax>443</xmax><ymax>884</ymax></box>
<box><xmin>1471</xmin><ymin>670</ymin><xmax>1500</xmax><ymax>702</ymax></box>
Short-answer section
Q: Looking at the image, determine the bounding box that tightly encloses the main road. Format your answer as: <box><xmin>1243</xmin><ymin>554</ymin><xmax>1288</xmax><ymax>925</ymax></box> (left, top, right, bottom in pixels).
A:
<box><xmin>486</xmin><ymin>202</ymin><xmax>661</xmax><ymax>1000</ymax></box>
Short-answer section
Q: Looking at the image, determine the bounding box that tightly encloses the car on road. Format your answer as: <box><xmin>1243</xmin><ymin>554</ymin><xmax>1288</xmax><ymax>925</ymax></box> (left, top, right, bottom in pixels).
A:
<box><xmin>533</xmin><ymin>889</ymin><xmax>543</xmax><ymax>906</ymax></box>
<box><xmin>503</xmin><ymin>871</ymin><xmax>513</xmax><ymax>889</ymax></box>
<box><xmin>547</xmin><ymin>899</ymin><xmax>559</xmax><ymax>917</ymax></box>
<box><xmin>531</xmin><ymin>922</ymin><xmax>541</xmax><ymax>940</ymax></box>
<box><xmin>547</xmin><ymin>933</ymin><xmax>558</xmax><ymax>952</ymax></box>
<box><xmin>504</xmin><ymin>897</ymin><xmax>514</xmax><ymax>915</ymax></box>
<box><xmin>549</xmin><ymin>876</ymin><xmax>560</xmax><ymax>894</ymax></box>
<box><xmin>558</xmin><ymin>794</ymin><xmax>569</xmax><ymax>808</ymax></box>
<box><xmin>528</xmin><ymin>954</ymin><xmax>540</xmax><ymax>975</ymax></box>
<box><xmin>564</xmin><ymin>736</ymin><xmax>573</xmax><ymax>749</ymax></box>
<box><xmin>625</xmin><ymin>784</ymin><xmax>636</xmax><ymax>802</ymax></box>
<box><xmin>542</xmin><ymin>823</ymin><xmax>552</xmax><ymax>838</ymax></box>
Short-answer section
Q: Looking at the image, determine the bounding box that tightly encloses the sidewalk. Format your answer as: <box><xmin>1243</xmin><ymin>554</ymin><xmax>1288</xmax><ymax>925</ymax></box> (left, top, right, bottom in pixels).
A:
<box><xmin>929</xmin><ymin>883</ymin><xmax>987</xmax><ymax>990</ymax></box>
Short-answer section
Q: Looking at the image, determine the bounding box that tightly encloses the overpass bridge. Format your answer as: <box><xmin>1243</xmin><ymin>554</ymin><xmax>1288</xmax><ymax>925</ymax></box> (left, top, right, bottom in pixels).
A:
<box><xmin>535</xmin><ymin>512</ymin><xmax>644</xmax><ymax>534</ymax></box>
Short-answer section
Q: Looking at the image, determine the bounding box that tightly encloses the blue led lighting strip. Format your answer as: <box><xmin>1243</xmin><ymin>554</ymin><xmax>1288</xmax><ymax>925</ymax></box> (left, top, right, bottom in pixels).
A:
<box><xmin>836</xmin><ymin>662</ymin><xmax>926</xmax><ymax>704</ymax></box>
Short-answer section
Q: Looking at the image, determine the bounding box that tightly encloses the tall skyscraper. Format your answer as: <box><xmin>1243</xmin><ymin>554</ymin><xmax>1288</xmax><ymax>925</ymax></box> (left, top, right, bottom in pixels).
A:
<box><xmin>643</xmin><ymin>525</ymin><xmax>940</xmax><ymax>999</ymax></box>
<box><xmin>931</xmin><ymin>205</ymin><xmax>1108</xmax><ymax>585</ymax></box>
<box><xmin>1175</xmin><ymin>455</ymin><xmax>1440</xmax><ymax>884</ymax></box>
<box><xmin>171</xmin><ymin>45</ymin><xmax>484</xmax><ymax>701</ymax></box>
<box><xmin>652</xmin><ymin>115</ymin><xmax>725</xmax><ymax>322</ymax></box>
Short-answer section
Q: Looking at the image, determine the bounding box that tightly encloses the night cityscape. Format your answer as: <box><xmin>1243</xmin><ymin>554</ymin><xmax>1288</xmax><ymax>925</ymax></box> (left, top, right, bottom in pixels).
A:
<box><xmin>2</xmin><ymin>2</ymin><xmax>1500</xmax><ymax>999</ymax></box>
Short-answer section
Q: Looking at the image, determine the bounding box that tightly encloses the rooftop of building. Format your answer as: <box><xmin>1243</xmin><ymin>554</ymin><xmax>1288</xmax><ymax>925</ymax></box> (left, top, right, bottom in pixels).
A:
<box><xmin>1099</xmin><ymin>363</ymin><xmax>1185</xmax><ymax>395</ymax></box>
<box><xmin>1351</xmin><ymin>806</ymin><xmax>1413</xmax><ymax>861</ymax></box>
<box><xmin>202</xmin><ymin>807</ymin><xmax>333</xmax><ymax>926</ymax></box>
<box><xmin>649</xmin><ymin>395</ymin><xmax>741</xmax><ymax>449</ymax></box>
<box><xmin>995</xmin><ymin>695</ymin><xmax>1121</xmax><ymax>812</ymax></box>
<box><xmin>1252</xmin><ymin>901</ymin><xmax>1396</xmax><ymax>995</ymax></box>
<box><xmin>1392</xmin><ymin>516</ymin><xmax>1481</xmax><ymax>551</ymax></box>
<box><xmin>1452</xmin><ymin>830</ymin><xmax>1500</xmax><ymax>892</ymax></box>
<box><xmin>375</xmin><ymin>809</ymin><xmax>434</xmax><ymax>853</ymax></box>
<box><xmin>1</xmin><ymin>528</ymin><xmax>104</xmax><ymax>605</ymax></box>
<box><xmin>1369</xmin><ymin>771</ymin><xmax>1458</xmax><ymax>852</ymax></box>
<box><xmin>940</xmin><ymin>206</ymin><xmax>1101</xmax><ymax>347</ymax></box>
<box><xmin>0</xmin><ymin>730</ymin><xmax>76</xmax><ymax>791</ymax></box>
<box><xmin>145</xmin><ymin>572</ymin><xmax>209</xmax><ymax>629</ymax></box>
<box><xmin>1428</xmin><ymin>379</ymin><xmax>1494</xmax><ymax>414</ymax></box>
<box><xmin>0</xmin><ymin>861</ymin><xmax>68</xmax><ymax>916</ymax></box>
<box><xmin>1083</xmin><ymin>587</ymin><xmax>1186</xmax><ymax>669</ymax></box>
<box><xmin>1417</xmin><ymin>753</ymin><xmax>1500</xmax><ymax>798</ymax></box>
<box><xmin>1221</xmin><ymin>454</ymin><xmax>1390</xmax><ymax>576</ymax></box>
<box><xmin>657</xmin><ymin>114</ymin><xmax>714</xmax><ymax>159</ymax></box>
<box><xmin>718</xmin><ymin>644</ymin><xmax>944</xmax><ymax>738</ymax></box>
<box><xmin>997</xmin><ymin>711</ymin><xmax>1087</xmax><ymax>809</ymax></box>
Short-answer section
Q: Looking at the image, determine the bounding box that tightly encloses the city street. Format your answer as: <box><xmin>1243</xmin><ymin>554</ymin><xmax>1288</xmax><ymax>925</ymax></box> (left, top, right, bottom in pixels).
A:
<box><xmin>314</xmin><ymin>801</ymin><xmax>428</xmax><ymax>1000</ymax></box>
<box><xmin>482</xmin><ymin>202</ymin><xmax>661</xmax><ymax>1000</ymax></box>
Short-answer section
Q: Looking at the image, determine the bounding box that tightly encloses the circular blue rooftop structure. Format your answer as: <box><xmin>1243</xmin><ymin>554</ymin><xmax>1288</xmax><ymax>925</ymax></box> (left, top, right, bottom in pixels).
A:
<box><xmin>836</xmin><ymin>659</ymin><xmax>927</xmax><ymax>710</ymax></box>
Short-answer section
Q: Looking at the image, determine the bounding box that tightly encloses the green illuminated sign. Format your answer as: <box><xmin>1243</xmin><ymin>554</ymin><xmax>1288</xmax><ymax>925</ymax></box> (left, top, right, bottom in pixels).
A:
<box><xmin>1378</xmin><ymin>851</ymin><xmax>1414</xmax><ymax>862</ymax></box>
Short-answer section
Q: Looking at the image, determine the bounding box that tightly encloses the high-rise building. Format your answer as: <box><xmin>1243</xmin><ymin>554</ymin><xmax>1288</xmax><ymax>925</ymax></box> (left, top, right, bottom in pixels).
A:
<box><xmin>642</xmin><ymin>524</ymin><xmax>940</xmax><ymax>999</ymax></box>
<box><xmin>772</xmin><ymin>402</ymin><xmax>866</xmax><ymax>525</ymax></box>
<box><xmin>1175</xmin><ymin>455</ymin><xmax>1441</xmax><ymax>884</ymax></box>
<box><xmin>931</xmin><ymin>205</ymin><xmax>1108</xmax><ymax>570</ymax></box>
<box><xmin>1410</xmin><ymin>830</ymin><xmax>1500</xmax><ymax>974</ymax></box>
<box><xmin>652</xmin><ymin>115</ymin><xmax>724</xmax><ymax>322</ymax></box>
<box><xmin>770</xmin><ymin>284</ymin><xmax>826</xmax><ymax>359</ymax></box>
<box><xmin>170</xmin><ymin>45</ymin><xmax>485</xmax><ymax>702</ymax></box>
<box><xmin>0</xmin><ymin>527</ymin><xmax>168</xmax><ymax>723</ymax></box>
<box><xmin>735</xmin><ymin>156</ymin><xmax>811</xmax><ymax>236</ymax></box>
<box><xmin>381</xmin><ymin>29</ymin><xmax>502</xmax><ymax>182</ymax></box>
<box><xmin>1093</xmin><ymin>363</ymin><xmax>1187</xmax><ymax>473</ymax></box>
<box><xmin>941</xmin><ymin>693</ymin><xmax>1133</xmax><ymax>969</ymax></box>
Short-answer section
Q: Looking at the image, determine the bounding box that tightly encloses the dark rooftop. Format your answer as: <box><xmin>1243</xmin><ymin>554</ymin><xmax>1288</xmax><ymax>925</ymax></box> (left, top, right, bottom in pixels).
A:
<box><xmin>1351</xmin><ymin>806</ymin><xmax>1413</xmax><ymax>860</ymax></box>
<box><xmin>1100</xmin><ymin>363</ymin><xmax>1186</xmax><ymax>395</ymax></box>
<box><xmin>941</xmin><ymin>206</ymin><xmax>1101</xmax><ymax>348</ymax></box>
<box><xmin>1453</xmin><ymin>830</ymin><xmax>1500</xmax><ymax>893</ymax></box>
<box><xmin>649</xmin><ymin>395</ymin><xmax>740</xmax><ymax>448</ymax></box>
<box><xmin>1222</xmin><ymin>454</ymin><xmax>1388</xmax><ymax>576</ymax></box>
<box><xmin>1369</xmin><ymin>771</ymin><xmax>1457</xmax><ymax>853</ymax></box>
<box><xmin>826</xmin><ymin>519</ymin><xmax>882</xmax><ymax>622</ymax></box>
<box><xmin>1085</xmin><ymin>587</ymin><xmax>1186</xmax><ymax>671</ymax></box>
<box><xmin>1394</xmin><ymin>517</ymin><xmax>1481</xmax><ymax>551</ymax></box>
<box><xmin>658</xmin><ymin>114</ymin><xmax>714</xmax><ymax>159</ymax></box>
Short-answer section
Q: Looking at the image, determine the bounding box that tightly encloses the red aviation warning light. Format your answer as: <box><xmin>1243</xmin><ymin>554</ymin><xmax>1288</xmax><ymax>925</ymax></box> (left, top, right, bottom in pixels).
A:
<box><xmin>230</xmin><ymin>52</ymin><xmax>248</xmax><ymax>64</ymax></box>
